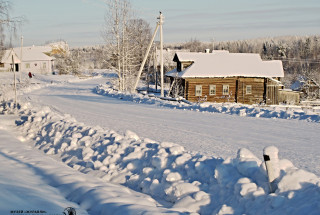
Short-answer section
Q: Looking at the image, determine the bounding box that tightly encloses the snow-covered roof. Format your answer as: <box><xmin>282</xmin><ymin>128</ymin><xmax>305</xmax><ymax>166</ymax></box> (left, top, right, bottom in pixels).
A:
<box><xmin>1</xmin><ymin>49</ymin><xmax>21</xmax><ymax>64</ymax></box>
<box><xmin>156</xmin><ymin>49</ymin><xmax>190</xmax><ymax>67</ymax></box>
<box><xmin>13</xmin><ymin>46</ymin><xmax>54</xmax><ymax>62</ymax></box>
<box><xmin>166</xmin><ymin>51</ymin><xmax>284</xmax><ymax>78</ymax></box>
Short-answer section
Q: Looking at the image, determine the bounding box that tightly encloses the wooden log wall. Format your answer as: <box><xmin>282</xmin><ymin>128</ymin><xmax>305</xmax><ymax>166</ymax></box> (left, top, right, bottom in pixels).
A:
<box><xmin>265</xmin><ymin>79</ymin><xmax>283</xmax><ymax>105</ymax></box>
<box><xmin>184</xmin><ymin>77</ymin><xmax>266</xmax><ymax>104</ymax></box>
<box><xmin>185</xmin><ymin>78</ymin><xmax>237</xmax><ymax>103</ymax></box>
<box><xmin>237</xmin><ymin>78</ymin><xmax>265</xmax><ymax>105</ymax></box>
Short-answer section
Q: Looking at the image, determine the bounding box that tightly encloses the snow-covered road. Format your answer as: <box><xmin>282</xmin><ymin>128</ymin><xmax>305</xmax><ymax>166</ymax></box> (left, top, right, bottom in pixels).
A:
<box><xmin>24</xmin><ymin>77</ymin><xmax>320</xmax><ymax>176</ymax></box>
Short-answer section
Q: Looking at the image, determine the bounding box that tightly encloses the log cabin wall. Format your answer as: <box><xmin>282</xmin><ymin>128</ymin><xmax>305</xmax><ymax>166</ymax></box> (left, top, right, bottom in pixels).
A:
<box><xmin>184</xmin><ymin>77</ymin><xmax>266</xmax><ymax>104</ymax></box>
<box><xmin>265</xmin><ymin>78</ymin><xmax>283</xmax><ymax>105</ymax></box>
<box><xmin>185</xmin><ymin>78</ymin><xmax>237</xmax><ymax>103</ymax></box>
<box><xmin>237</xmin><ymin>78</ymin><xmax>265</xmax><ymax>104</ymax></box>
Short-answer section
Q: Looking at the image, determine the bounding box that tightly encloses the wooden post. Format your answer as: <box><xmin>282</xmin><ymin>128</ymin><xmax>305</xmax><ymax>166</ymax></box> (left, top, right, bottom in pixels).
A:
<box><xmin>263</xmin><ymin>154</ymin><xmax>276</xmax><ymax>193</ymax></box>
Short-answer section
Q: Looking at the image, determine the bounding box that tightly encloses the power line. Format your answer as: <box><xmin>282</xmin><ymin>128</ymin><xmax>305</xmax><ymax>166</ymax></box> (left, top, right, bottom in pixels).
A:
<box><xmin>271</xmin><ymin>57</ymin><xmax>320</xmax><ymax>64</ymax></box>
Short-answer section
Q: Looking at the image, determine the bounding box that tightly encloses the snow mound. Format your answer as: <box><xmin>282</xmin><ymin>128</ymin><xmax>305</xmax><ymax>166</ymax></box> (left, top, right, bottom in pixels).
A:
<box><xmin>15</xmin><ymin>103</ymin><xmax>320</xmax><ymax>215</ymax></box>
<box><xmin>95</xmin><ymin>84</ymin><xmax>320</xmax><ymax>123</ymax></box>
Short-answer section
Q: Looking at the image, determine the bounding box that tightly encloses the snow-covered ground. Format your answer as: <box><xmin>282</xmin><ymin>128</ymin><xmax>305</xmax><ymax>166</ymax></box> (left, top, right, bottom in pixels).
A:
<box><xmin>17</xmin><ymin>72</ymin><xmax>320</xmax><ymax>175</ymax></box>
<box><xmin>0</xmin><ymin>115</ymin><xmax>180</xmax><ymax>215</ymax></box>
<box><xmin>1</xmin><ymin>71</ymin><xmax>320</xmax><ymax>215</ymax></box>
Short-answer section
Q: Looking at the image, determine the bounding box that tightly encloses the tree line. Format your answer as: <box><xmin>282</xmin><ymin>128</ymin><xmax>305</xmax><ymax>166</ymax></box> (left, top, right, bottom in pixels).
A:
<box><xmin>169</xmin><ymin>36</ymin><xmax>320</xmax><ymax>88</ymax></box>
<box><xmin>50</xmin><ymin>0</ymin><xmax>320</xmax><ymax>91</ymax></box>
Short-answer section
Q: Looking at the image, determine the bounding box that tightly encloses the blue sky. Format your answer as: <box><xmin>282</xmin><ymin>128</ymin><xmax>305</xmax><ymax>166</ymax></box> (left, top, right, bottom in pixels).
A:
<box><xmin>10</xmin><ymin>0</ymin><xmax>320</xmax><ymax>47</ymax></box>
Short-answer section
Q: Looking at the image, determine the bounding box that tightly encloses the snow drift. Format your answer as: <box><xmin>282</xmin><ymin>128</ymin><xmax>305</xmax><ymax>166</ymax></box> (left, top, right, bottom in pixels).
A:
<box><xmin>95</xmin><ymin>85</ymin><xmax>320</xmax><ymax>123</ymax></box>
<box><xmin>15</xmin><ymin>102</ymin><xmax>320</xmax><ymax>215</ymax></box>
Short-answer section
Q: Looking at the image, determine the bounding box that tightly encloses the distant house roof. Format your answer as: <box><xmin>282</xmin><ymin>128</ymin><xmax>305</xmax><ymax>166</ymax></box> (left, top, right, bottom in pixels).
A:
<box><xmin>166</xmin><ymin>51</ymin><xmax>284</xmax><ymax>78</ymax></box>
<box><xmin>156</xmin><ymin>48</ymin><xmax>190</xmax><ymax>67</ymax></box>
<box><xmin>1</xmin><ymin>49</ymin><xmax>21</xmax><ymax>64</ymax></box>
<box><xmin>291</xmin><ymin>79</ymin><xmax>320</xmax><ymax>91</ymax></box>
<box><xmin>13</xmin><ymin>46</ymin><xmax>54</xmax><ymax>62</ymax></box>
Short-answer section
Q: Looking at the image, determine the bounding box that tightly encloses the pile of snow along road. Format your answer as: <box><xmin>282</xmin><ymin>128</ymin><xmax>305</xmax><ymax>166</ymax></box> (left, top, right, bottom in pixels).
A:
<box><xmin>95</xmin><ymin>85</ymin><xmax>320</xmax><ymax>123</ymax></box>
<box><xmin>12</xmin><ymin>102</ymin><xmax>320</xmax><ymax>215</ymax></box>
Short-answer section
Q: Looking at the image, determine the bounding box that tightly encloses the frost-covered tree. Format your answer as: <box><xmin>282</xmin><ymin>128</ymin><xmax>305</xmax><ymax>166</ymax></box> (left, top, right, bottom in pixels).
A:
<box><xmin>173</xmin><ymin>35</ymin><xmax>320</xmax><ymax>87</ymax></box>
<box><xmin>54</xmin><ymin>50</ymin><xmax>82</xmax><ymax>75</ymax></box>
<box><xmin>0</xmin><ymin>1</ymin><xmax>24</xmax><ymax>56</ymax></box>
<box><xmin>183</xmin><ymin>38</ymin><xmax>205</xmax><ymax>52</ymax></box>
<box><xmin>102</xmin><ymin>0</ymin><xmax>151</xmax><ymax>91</ymax></box>
<box><xmin>128</xmin><ymin>18</ymin><xmax>151</xmax><ymax>65</ymax></box>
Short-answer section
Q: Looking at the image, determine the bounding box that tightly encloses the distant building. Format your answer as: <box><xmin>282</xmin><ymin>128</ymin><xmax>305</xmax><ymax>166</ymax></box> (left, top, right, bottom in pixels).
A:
<box><xmin>166</xmin><ymin>50</ymin><xmax>285</xmax><ymax>105</ymax></box>
<box><xmin>0</xmin><ymin>49</ymin><xmax>21</xmax><ymax>72</ymax></box>
<box><xmin>291</xmin><ymin>79</ymin><xmax>320</xmax><ymax>100</ymax></box>
<box><xmin>155</xmin><ymin>48</ymin><xmax>189</xmax><ymax>71</ymax></box>
<box><xmin>13</xmin><ymin>46</ymin><xmax>55</xmax><ymax>74</ymax></box>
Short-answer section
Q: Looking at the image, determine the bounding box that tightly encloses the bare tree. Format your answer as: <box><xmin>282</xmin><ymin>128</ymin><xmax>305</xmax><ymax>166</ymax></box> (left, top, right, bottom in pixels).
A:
<box><xmin>128</xmin><ymin>18</ymin><xmax>152</xmax><ymax>64</ymax></box>
<box><xmin>103</xmin><ymin>0</ymin><xmax>151</xmax><ymax>92</ymax></box>
<box><xmin>0</xmin><ymin>1</ymin><xmax>24</xmax><ymax>53</ymax></box>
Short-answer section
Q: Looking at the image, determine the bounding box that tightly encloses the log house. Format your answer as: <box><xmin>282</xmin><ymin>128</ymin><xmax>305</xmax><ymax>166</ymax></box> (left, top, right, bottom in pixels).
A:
<box><xmin>166</xmin><ymin>51</ymin><xmax>284</xmax><ymax>105</ymax></box>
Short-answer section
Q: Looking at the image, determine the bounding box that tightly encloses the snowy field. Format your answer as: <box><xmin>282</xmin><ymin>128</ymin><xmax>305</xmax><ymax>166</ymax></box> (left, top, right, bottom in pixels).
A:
<box><xmin>0</xmin><ymin>71</ymin><xmax>320</xmax><ymax>215</ymax></box>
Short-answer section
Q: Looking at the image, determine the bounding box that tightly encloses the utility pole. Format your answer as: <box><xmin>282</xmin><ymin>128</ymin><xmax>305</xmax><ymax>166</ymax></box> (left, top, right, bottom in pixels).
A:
<box><xmin>20</xmin><ymin>36</ymin><xmax>23</xmax><ymax>82</ymax></box>
<box><xmin>159</xmin><ymin>12</ymin><xmax>164</xmax><ymax>97</ymax></box>
<box><xmin>134</xmin><ymin>12</ymin><xmax>164</xmax><ymax>95</ymax></box>
<box><xmin>153</xmin><ymin>45</ymin><xmax>157</xmax><ymax>91</ymax></box>
<box><xmin>12</xmin><ymin>53</ymin><xmax>17</xmax><ymax>109</ymax></box>
<box><xmin>212</xmin><ymin>37</ymin><xmax>214</xmax><ymax>51</ymax></box>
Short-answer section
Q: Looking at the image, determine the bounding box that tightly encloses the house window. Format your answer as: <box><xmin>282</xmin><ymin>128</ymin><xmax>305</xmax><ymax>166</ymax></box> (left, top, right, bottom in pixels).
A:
<box><xmin>223</xmin><ymin>85</ymin><xmax>229</xmax><ymax>95</ymax></box>
<box><xmin>246</xmin><ymin>85</ymin><xmax>252</xmax><ymax>94</ymax></box>
<box><xmin>209</xmin><ymin>85</ymin><xmax>216</xmax><ymax>95</ymax></box>
<box><xmin>26</xmin><ymin>63</ymin><xmax>30</xmax><ymax>69</ymax></box>
<box><xmin>195</xmin><ymin>85</ymin><xmax>202</xmax><ymax>96</ymax></box>
<box><xmin>43</xmin><ymin>62</ymin><xmax>46</xmax><ymax>69</ymax></box>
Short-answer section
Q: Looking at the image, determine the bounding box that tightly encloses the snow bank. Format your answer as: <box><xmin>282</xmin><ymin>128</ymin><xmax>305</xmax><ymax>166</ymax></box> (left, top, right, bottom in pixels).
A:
<box><xmin>95</xmin><ymin>85</ymin><xmax>320</xmax><ymax>123</ymax></box>
<box><xmin>0</xmin><ymin>121</ymin><xmax>181</xmax><ymax>215</ymax></box>
<box><xmin>15</xmin><ymin>103</ymin><xmax>320</xmax><ymax>215</ymax></box>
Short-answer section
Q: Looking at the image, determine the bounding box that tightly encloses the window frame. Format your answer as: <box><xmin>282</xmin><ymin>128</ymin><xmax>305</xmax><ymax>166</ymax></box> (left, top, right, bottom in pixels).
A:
<box><xmin>209</xmin><ymin>85</ymin><xmax>216</xmax><ymax>95</ymax></box>
<box><xmin>222</xmin><ymin>85</ymin><xmax>229</xmax><ymax>95</ymax></box>
<box><xmin>246</xmin><ymin>85</ymin><xmax>252</xmax><ymax>94</ymax></box>
<box><xmin>195</xmin><ymin>85</ymin><xmax>202</xmax><ymax>96</ymax></box>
